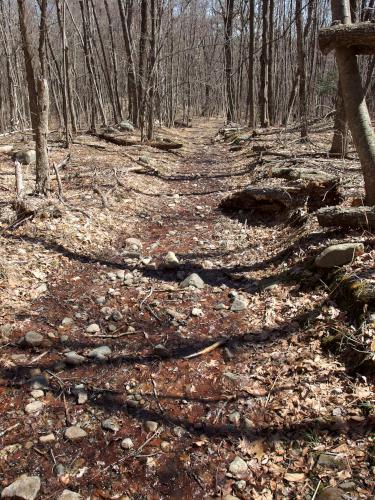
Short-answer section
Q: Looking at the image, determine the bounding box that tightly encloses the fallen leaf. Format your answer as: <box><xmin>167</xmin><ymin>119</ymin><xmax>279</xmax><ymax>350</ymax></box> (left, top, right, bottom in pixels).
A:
<box><xmin>284</xmin><ymin>472</ymin><xmax>306</xmax><ymax>482</ymax></box>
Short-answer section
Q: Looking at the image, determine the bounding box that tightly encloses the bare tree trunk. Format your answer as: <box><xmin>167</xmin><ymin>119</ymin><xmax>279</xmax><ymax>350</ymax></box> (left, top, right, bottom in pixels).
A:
<box><xmin>260</xmin><ymin>0</ymin><xmax>269</xmax><ymax>127</ymax></box>
<box><xmin>330</xmin><ymin>0</ymin><xmax>375</xmax><ymax>204</ymax></box>
<box><xmin>139</xmin><ymin>0</ymin><xmax>148</xmax><ymax>137</ymax></box>
<box><xmin>224</xmin><ymin>0</ymin><xmax>235</xmax><ymax>123</ymax></box>
<box><xmin>296</xmin><ymin>0</ymin><xmax>308</xmax><ymax>140</ymax></box>
<box><xmin>147</xmin><ymin>0</ymin><xmax>156</xmax><ymax>140</ymax></box>
<box><xmin>268</xmin><ymin>0</ymin><xmax>274</xmax><ymax>125</ymax></box>
<box><xmin>248</xmin><ymin>0</ymin><xmax>255</xmax><ymax>128</ymax></box>
<box><xmin>330</xmin><ymin>84</ymin><xmax>348</xmax><ymax>156</ymax></box>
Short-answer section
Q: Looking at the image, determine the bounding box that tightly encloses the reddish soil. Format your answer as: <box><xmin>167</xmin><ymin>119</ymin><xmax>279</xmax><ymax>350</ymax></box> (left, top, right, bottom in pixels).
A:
<box><xmin>0</xmin><ymin>119</ymin><xmax>374</xmax><ymax>499</ymax></box>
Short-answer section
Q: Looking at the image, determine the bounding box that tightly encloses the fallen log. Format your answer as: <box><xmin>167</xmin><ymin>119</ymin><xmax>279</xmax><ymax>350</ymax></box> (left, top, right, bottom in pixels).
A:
<box><xmin>316</xmin><ymin>206</ymin><xmax>375</xmax><ymax>229</ymax></box>
<box><xmin>319</xmin><ymin>21</ymin><xmax>375</xmax><ymax>55</ymax></box>
<box><xmin>94</xmin><ymin>133</ymin><xmax>139</xmax><ymax>147</ymax></box>
<box><xmin>149</xmin><ymin>141</ymin><xmax>183</xmax><ymax>151</ymax></box>
<box><xmin>220</xmin><ymin>185</ymin><xmax>303</xmax><ymax>213</ymax></box>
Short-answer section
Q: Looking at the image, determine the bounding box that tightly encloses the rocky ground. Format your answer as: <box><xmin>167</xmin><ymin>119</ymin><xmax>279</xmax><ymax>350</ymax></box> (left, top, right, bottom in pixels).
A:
<box><xmin>0</xmin><ymin>119</ymin><xmax>374</xmax><ymax>499</ymax></box>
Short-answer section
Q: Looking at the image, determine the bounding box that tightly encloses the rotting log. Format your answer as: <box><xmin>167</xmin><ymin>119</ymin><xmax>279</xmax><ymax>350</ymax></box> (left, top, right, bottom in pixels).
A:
<box><xmin>149</xmin><ymin>141</ymin><xmax>183</xmax><ymax>151</ymax></box>
<box><xmin>270</xmin><ymin>166</ymin><xmax>343</xmax><ymax>208</ymax></box>
<box><xmin>93</xmin><ymin>132</ymin><xmax>183</xmax><ymax>151</ymax></box>
<box><xmin>220</xmin><ymin>186</ymin><xmax>305</xmax><ymax>213</ymax></box>
<box><xmin>319</xmin><ymin>21</ymin><xmax>375</xmax><ymax>55</ymax></box>
<box><xmin>316</xmin><ymin>206</ymin><xmax>375</xmax><ymax>229</ymax></box>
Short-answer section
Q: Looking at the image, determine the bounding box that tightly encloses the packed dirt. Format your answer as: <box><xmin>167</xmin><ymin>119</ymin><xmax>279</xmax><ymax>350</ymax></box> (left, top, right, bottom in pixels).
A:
<box><xmin>0</xmin><ymin>119</ymin><xmax>374</xmax><ymax>499</ymax></box>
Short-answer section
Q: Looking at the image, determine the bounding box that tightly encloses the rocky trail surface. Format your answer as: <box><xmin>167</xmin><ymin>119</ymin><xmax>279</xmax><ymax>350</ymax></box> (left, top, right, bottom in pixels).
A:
<box><xmin>0</xmin><ymin>119</ymin><xmax>374</xmax><ymax>499</ymax></box>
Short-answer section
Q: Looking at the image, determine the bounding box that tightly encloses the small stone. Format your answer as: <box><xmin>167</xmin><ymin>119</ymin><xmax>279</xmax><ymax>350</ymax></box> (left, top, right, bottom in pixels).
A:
<box><xmin>60</xmin><ymin>335</ymin><xmax>69</xmax><ymax>344</ymax></box>
<box><xmin>229</xmin><ymin>456</ymin><xmax>248</xmax><ymax>476</ymax></box>
<box><xmin>30</xmin><ymin>390</ymin><xmax>44</xmax><ymax>398</ymax></box>
<box><xmin>121</xmin><ymin>438</ymin><xmax>134</xmax><ymax>450</ymax></box>
<box><xmin>39</xmin><ymin>433</ymin><xmax>55</xmax><ymax>444</ymax></box>
<box><xmin>172</xmin><ymin>426</ymin><xmax>185</xmax><ymax>438</ymax></box>
<box><xmin>88</xmin><ymin>345</ymin><xmax>111</xmax><ymax>360</ymax></box>
<box><xmin>315</xmin><ymin>242</ymin><xmax>364</xmax><ymax>268</ymax></box>
<box><xmin>64</xmin><ymin>426</ymin><xmax>87</xmax><ymax>441</ymax></box>
<box><xmin>317</xmin><ymin>453</ymin><xmax>345</xmax><ymax>469</ymax></box>
<box><xmin>124</xmin><ymin>237</ymin><xmax>143</xmax><ymax>255</ymax></box>
<box><xmin>179</xmin><ymin>273</ymin><xmax>205</xmax><ymax>289</ymax></box>
<box><xmin>223</xmin><ymin>496</ymin><xmax>240</xmax><ymax>500</ymax></box>
<box><xmin>118</xmin><ymin>120</ymin><xmax>134</xmax><ymax>132</ymax></box>
<box><xmin>145</xmin><ymin>421</ymin><xmax>158</xmax><ymax>432</ymax></box>
<box><xmin>24</xmin><ymin>331</ymin><xmax>44</xmax><ymax>347</ymax></box>
<box><xmin>316</xmin><ymin>488</ymin><xmax>345</xmax><ymax>500</ymax></box>
<box><xmin>228</xmin><ymin>411</ymin><xmax>241</xmax><ymax>424</ymax></box>
<box><xmin>234</xmin><ymin>480</ymin><xmax>246</xmax><ymax>491</ymax></box>
<box><xmin>61</xmin><ymin>317</ymin><xmax>73</xmax><ymax>326</ymax></box>
<box><xmin>25</xmin><ymin>400</ymin><xmax>44</xmax><ymax>414</ymax></box>
<box><xmin>339</xmin><ymin>482</ymin><xmax>355</xmax><ymax>491</ymax></box>
<box><xmin>57</xmin><ymin>490</ymin><xmax>82</xmax><ymax>500</ymax></box>
<box><xmin>231</xmin><ymin>296</ymin><xmax>248</xmax><ymax>312</ymax></box>
<box><xmin>72</xmin><ymin>384</ymin><xmax>88</xmax><ymax>404</ymax></box>
<box><xmin>96</xmin><ymin>296</ymin><xmax>106</xmax><ymax>305</ymax></box>
<box><xmin>54</xmin><ymin>464</ymin><xmax>65</xmax><ymax>477</ymax></box>
<box><xmin>164</xmin><ymin>251</ymin><xmax>179</xmax><ymax>268</ymax></box>
<box><xmin>111</xmin><ymin>310</ymin><xmax>123</xmax><ymax>321</ymax></box>
<box><xmin>160</xmin><ymin>441</ymin><xmax>171</xmax><ymax>452</ymax></box>
<box><xmin>214</xmin><ymin>303</ymin><xmax>227</xmax><ymax>310</ymax></box>
<box><xmin>1</xmin><ymin>475</ymin><xmax>41</xmax><ymax>500</ymax></box>
<box><xmin>191</xmin><ymin>307</ymin><xmax>203</xmax><ymax>317</ymax></box>
<box><xmin>86</xmin><ymin>323</ymin><xmax>100</xmax><ymax>333</ymax></box>
<box><xmin>116</xmin><ymin>270</ymin><xmax>125</xmax><ymax>280</ymax></box>
<box><xmin>64</xmin><ymin>351</ymin><xmax>86</xmax><ymax>366</ymax></box>
<box><xmin>102</xmin><ymin>418</ymin><xmax>120</xmax><ymax>432</ymax></box>
<box><xmin>107</xmin><ymin>272</ymin><xmax>117</xmax><ymax>281</ymax></box>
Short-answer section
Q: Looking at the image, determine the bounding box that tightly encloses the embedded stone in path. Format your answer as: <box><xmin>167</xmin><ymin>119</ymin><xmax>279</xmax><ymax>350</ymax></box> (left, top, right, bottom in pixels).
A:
<box><xmin>315</xmin><ymin>242</ymin><xmax>364</xmax><ymax>268</ymax></box>
<box><xmin>179</xmin><ymin>273</ymin><xmax>205</xmax><ymax>289</ymax></box>
<box><xmin>64</xmin><ymin>426</ymin><xmax>87</xmax><ymax>441</ymax></box>
<box><xmin>1</xmin><ymin>475</ymin><xmax>41</xmax><ymax>500</ymax></box>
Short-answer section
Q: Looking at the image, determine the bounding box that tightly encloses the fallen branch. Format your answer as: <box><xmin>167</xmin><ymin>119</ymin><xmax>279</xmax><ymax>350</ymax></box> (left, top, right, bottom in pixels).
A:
<box><xmin>183</xmin><ymin>339</ymin><xmax>227</xmax><ymax>359</ymax></box>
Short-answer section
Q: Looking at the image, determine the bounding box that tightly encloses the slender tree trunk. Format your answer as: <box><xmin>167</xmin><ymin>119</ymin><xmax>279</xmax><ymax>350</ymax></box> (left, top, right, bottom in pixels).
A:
<box><xmin>296</xmin><ymin>0</ymin><xmax>308</xmax><ymax>140</ymax></box>
<box><xmin>224</xmin><ymin>0</ymin><xmax>235</xmax><ymax>123</ymax></box>
<box><xmin>330</xmin><ymin>0</ymin><xmax>375</xmax><ymax>204</ymax></box>
<box><xmin>260</xmin><ymin>0</ymin><xmax>269</xmax><ymax>127</ymax></box>
<box><xmin>268</xmin><ymin>0</ymin><xmax>274</xmax><ymax>124</ymax></box>
<box><xmin>248</xmin><ymin>0</ymin><xmax>255</xmax><ymax>128</ymax></box>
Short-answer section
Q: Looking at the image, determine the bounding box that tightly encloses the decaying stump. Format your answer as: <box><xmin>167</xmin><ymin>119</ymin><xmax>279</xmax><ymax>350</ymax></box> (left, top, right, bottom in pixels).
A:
<box><xmin>316</xmin><ymin>206</ymin><xmax>375</xmax><ymax>229</ymax></box>
<box><xmin>220</xmin><ymin>166</ymin><xmax>343</xmax><ymax>214</ymax></box>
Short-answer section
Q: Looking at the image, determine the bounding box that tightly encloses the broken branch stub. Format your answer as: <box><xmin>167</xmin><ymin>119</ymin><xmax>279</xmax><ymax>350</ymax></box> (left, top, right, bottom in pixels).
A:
<box><xmin>319</xmin><ymin>21</ymin><xmax>375</xmax><ymax>55</ymax></box>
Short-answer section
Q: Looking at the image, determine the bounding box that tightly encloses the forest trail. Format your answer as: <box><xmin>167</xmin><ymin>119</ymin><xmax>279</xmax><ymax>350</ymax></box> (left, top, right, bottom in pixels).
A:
<box><xmin>0</xmin><ymin>119</ymin><xmax>373</xmax><ymax>499</ymax></box>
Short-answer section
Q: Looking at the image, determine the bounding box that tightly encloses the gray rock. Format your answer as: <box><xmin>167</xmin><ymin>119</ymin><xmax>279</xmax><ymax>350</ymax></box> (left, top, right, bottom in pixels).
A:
<box><xmin>121</xmin><ymin>438</ymin><xmax>134</xmax><ymax>450</ymax></box>
<box><xmin>145</xmin><ymin>421</ymin><xmax>158</xmax><ymax>432</ymax></box>
<box><xmin>223</xmin><ymin>496</ymin><xmax>240</xmax><ymax>500</ymax></box>
<box><xmin>86</xmin><ymin>323</ymin><xmax>100</xmax><ymax>333</ymax></box>
<box><xmin>64</xmin><ymin>426</ymin><xmax>87</xmax><ymax>441</ymax></box>
<box><xmin>54</xmin><ymin>464</ymin><xmax>65</xmax><ymax>477</ymax></box>
<box><xmin>24</xmin><ymin>331</ymin><xmax>44</xmax><ymax>347</ymax></box>
<box><xmin>25</xmin><ymin>401</ymin><xmax>44</xmax><ymax>414</ymax></box>
<box><xmin>231</xmin><ymin>296</ymin><xmax>248</xmax><ymax>312</ymax></box>
<box><xmin>191</xmin><ymin>307</ymin><xmax>203</xmax><ymax>317</ymax></box>
<box><xmin>315</xmin><ymin>242</ymin><xmax>364</xmax><ymax>268</ymax></box>
<box><xmin>229</xmin><ymin>456</ymin><xmax>248</xmax><ymax>476</ymax></box>
<box><xmin>138</xmin><ymin>155</ymin><xmax>150</xmax><ymax>165</ymax></box>
<box><xmin>102</xmin><ymin>418</ymin><xmax>120</xmax><ymax>432</ymax></box>
<box><xmin>1</xmin><ymin>475</ymin><xmax>41</xmax><ymax>500</ymax></box>
<box><xmin>12</xmin><ymin>149</ymin><xmax>36</xmax><ymax>165</ymax></box>
<box><xmin>118</xmin><ymin>120</ymin><xmax>134</xmax><ymax>132</ymax></box>
<box><xmin>234</xmin><ymin>480</ymin><xmax>247</xmax><ymax>491</ymax></box>
<box><xmin>111</xmin><ymin>310</ymin><xmax>123</xmax><ymax>321</ymax></box>
<box><xmin>339</xmin><ymin>481</ymin><xmax>356</xmax><ymax>491</ymax></box>
<box><xmin>179</xmin><ymin>273</ymin><xmax>205</xmax><ymax>289</ymax></box>
<box><xmin>30</xmin><ymin>390</ymin><xmax>44</xmax><ymax>398</ymax></box>
<box><xmin>57</xmin><ymin>491</ymin><xmax>82</xmax><ymax>500</ymax></box>
<box><xmin>64</xmin><ymin>351</ymin><xmax>86</xmax><ymax>366</ymax></box>
<box><xmin>88</xmin><ymin>345</ymin><xmax>111</xmax><ymax>360</ymax></box>
<box><xmin>164</xmin><ymin>251</ymin><xmax>179</xmax><ymax>268</ymax></box>
<box><xmin>172</xmin><ymin>426</ymin><xmax>186</xmax><ymax>438</ymax></box>
<box><xmin>317</xmin><ymin>453</ymin><xmax>345</xmax><ymax>469</ymax></box>
<box><xmin>72</xmin><ymin>384</ymin><xmax>88</xmax><ymax>404</ymax></box>
<box><xmin>316</xmin><ymin>488</ymin><xmax>344</xmax><ymax>500</ymax></box>
<box><xmin>96</xmin><ymin>296</ymin><xmax>106</xmax><ymax>305</ymax></box>
<box><xmin>61</xmin><ymin>317</ymin><xmax>73</xmax><ymax>326</ymax></box>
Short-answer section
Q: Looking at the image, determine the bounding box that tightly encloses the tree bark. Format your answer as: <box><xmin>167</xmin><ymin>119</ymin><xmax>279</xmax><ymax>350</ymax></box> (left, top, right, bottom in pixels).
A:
<box><xmin>260</xmin><ymin>0</ymin><xmax>269</xmax><ymax>127</ymax></box>
<box><xmin>296</xmin><ymin>0</ymin><xmax>308</xmax><ymax>140</ymax></box>
<box><xmin>224</xmin><ymin>0</ymin><xmax>235</xmax><ymax>123</ymax></box>
<box><xmin>328</xmin><ymin>0</ymin><xmax>375</xmax><ymax>204</ymax></box>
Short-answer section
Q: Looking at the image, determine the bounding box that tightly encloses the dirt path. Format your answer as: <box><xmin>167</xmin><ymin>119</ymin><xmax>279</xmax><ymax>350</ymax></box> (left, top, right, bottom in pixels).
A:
<box><xmin>0</xmin><ymin>120</ymin><xmax>373</xmax><ymax>499</ymax></box>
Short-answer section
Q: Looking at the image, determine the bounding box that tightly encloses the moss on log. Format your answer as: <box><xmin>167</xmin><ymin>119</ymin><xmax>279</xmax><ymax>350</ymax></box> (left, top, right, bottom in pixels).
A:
<box><xmin>316</xmin><ymin>206</ymin><xmax>375</xmax><ymax>229</ymax></box>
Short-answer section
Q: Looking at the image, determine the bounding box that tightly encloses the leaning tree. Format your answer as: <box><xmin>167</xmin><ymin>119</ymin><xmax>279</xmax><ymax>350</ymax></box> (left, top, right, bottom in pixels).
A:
<box><xmin>320</xmin><ymin>0</ymin><xmax>375</xmax><ymax>205</ymax></box>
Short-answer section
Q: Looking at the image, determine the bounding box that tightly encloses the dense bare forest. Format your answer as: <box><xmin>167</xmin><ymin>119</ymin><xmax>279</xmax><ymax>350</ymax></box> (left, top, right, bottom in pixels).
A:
<box><xmin>0</xmin><ymin>0</ymin><xmax>375</xmax><ymax>499</ymax></box>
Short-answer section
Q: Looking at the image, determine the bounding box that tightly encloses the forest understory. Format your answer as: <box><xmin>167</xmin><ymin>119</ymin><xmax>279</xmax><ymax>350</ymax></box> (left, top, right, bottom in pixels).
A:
<box><xmin>0</xmin><ymin>118</ymin><xmax>374</xmax><ymax>499</ymax></box>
